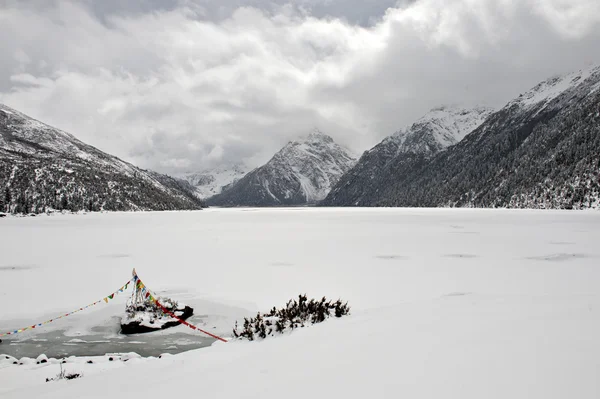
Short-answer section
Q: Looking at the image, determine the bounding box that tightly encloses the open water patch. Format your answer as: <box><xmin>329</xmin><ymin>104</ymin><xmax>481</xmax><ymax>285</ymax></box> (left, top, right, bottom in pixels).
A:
<box><xmin>0</xmin><ymin>312</ymin><xmax>217</xmax><ymax>359</ymax></box>
<box><xmin>0</xmin><ymin>327</ymin><xmax>213</xmax><ymax>359</ymax></box>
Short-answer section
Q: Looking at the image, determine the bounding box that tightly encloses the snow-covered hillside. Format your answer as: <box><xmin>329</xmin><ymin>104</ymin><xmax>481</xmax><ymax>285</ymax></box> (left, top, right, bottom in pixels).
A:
<box><xmin>324</xmin><ymin>63</ymin><xmax>600</xmax><ymax>209</ymax></box>
<box><xmin>323</xmin><ymin>106</ymin><xmax>493</xmax><ymax>206</ymax></box>
<box><xmin>208</xmin><ymin>129</ymin><xmax>356</xmax><ymax>206</ymax></box>
<box><xmin>367</xmin><ymin>63</ymin><xmax>600</xmax><ymax>208</ymax></box>
<box><xmin>510</xmin><ymin>65</ymin><xmax>600</xmax><ymax>109</ymax></box>
<box><xmin>181</xmin><ymin>163</ymin><xmax>250</xmax><ymax>199</ymax></box>
<box><xmin>1</xmin><ymin>208</ymin><xmax>599</xmax><ymax>398</ymax></box>
<box><xmin>388</xmin><ymin>105</ymin><xmax>494</xmax><ymax>155</ymax></box>
<box><xmin>0</xmin><ymin>104</ymin><xmax>202</xmax><ymax>213</ymax></box>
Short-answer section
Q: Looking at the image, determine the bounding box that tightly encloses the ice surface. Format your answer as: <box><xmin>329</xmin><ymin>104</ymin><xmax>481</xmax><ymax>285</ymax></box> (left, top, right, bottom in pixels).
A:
<box><xmin>1</xmin><ymin>208</ymin><xmax>599</xmax><ymax>398</ymax></box>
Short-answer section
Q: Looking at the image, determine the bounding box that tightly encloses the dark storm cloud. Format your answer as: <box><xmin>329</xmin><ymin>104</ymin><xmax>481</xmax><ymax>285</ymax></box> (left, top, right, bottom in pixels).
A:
<box><xmin>0</xmin><ymin>0</ymin><xmax>599</xmax><ymax>174</ymax></box>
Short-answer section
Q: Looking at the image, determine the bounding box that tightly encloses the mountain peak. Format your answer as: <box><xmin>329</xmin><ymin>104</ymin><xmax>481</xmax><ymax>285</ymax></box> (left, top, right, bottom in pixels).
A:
<box><xmin>510</xmin><ymin>63</ymin><xmax>600</xmax><ymax>109</ymax></box>
<box><xmin>386</xmin><ymin>105</ymin><xmax>494</xmax><ymax>154</ymax></box>
<box><xmin>208</xmin><ymin>129</ymin><xmax>356</xmax><ymax>206</ymax></box>
<box><xmin>299</xmin><ymin>128</ymin><xmax>334</xmax><ymax>144</ymax></box>
<box><xmin>419</xmin><ymin>104</ymin><xmax>493</xmax><ymax>120</ymax></box>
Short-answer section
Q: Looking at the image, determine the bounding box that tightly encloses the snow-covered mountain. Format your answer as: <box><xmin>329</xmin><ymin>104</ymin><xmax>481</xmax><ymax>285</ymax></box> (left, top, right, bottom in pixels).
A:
<box><xmin>322</xmin><ymin>106</ymin><xmax>493</xmax><ymax>206</ymax></box>
<box><xmin>326</xmin><ymin>63</ymin><xmax>600</xmax><ymax>209</ymax></box>
<box><xmin>508</xmin><ymin>66</ymin><xmax>599</xmax><ymax>111</ymax></box>
<box><xmin>389</xmin><ymin>105</ymin><xmax>495</xmax><ymax>154</ymax></box>
<box><xmin>0</xmin><ymin>104</ymin><xmax>203</xmax><ymax>213</ymax></box>
<box><xmin>181</xmin><ymin>163</ymin><xmax>251</xmax><ymax>199</ymax></box>
<box><xmin>207</xmin><ymin>129</ymin><xmax>356</xmax><ymax>206</ymax></box>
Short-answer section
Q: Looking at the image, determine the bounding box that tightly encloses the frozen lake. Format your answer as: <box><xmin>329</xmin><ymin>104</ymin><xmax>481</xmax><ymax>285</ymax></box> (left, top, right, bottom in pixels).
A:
<box><xmin>1</xmin><ymin>208</ymin><xmax>599</xmax><ymax>359</ymax></box>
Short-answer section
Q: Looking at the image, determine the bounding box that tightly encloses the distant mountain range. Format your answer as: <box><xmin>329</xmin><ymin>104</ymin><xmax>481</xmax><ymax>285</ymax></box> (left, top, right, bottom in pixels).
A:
<box><xmin>323</xmin><ymin>64</ymin><xmax>600</xmax><ymax>209</ymax></box>
<box><xmin>180</xmin><ymin>163</ymin><xmax>250</xmax><ymax>199</ymax></box>
<box><xmin>207</xmin><ymin>129</ymin><xmax>356</xmax><ymax>206</ymax></box>
<box><xmin>3</xmin><ymin>63</ymin><xmax>598</xmax><ymax>214</ymax></box>
<box><xmin>0</xmin><ymin>104</ymin><xmax>203</xmax><ymax>214</ymax></box>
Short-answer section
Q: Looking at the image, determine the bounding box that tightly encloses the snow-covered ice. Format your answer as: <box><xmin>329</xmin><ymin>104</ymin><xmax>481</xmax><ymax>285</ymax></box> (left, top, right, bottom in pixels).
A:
<box><xmin>1</xmin><ymin>208</ymin><xmax>599</xmax><ymax>398</ymax></box>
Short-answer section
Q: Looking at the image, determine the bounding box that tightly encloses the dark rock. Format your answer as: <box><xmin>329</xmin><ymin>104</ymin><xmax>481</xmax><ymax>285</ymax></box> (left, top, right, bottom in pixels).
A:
<box><xmin>120</xmin><ymin>305</ymin><xmax>194</xmax><ymax>335</ymax></box>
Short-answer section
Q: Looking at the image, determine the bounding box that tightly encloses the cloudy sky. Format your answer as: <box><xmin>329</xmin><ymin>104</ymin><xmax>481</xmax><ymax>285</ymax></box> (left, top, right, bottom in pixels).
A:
<box><xmin>1</xmin><ymin>0</ymin><xmax>599</xmax><ymax>174</ymax></box>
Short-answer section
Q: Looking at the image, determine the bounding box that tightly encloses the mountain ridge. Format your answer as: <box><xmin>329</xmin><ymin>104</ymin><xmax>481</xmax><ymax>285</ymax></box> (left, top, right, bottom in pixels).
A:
<box><xmin>207</xmin><ymin>129</ymin><xmax>356</xmax><ymax>206</ymax></box>
<box><xmin>322</xmin><ymin>105</ymin><xmax>494</xmax><ymax>206</ymax></box>
<box><xmin>0</xmin><ymin>104</ymin><xmax>204</xmax><ymax>214</ymax></box>
<box><xmin>324</xmin><ymin>64</ymin><xmax>600</xmax><ymax>209</ymax></box>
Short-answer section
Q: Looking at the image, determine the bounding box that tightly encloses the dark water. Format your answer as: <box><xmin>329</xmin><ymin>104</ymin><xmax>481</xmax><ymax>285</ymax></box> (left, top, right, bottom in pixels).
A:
<box><xmin>0</xmin><ymin>320</ymin><xmax>215</xmax><ymax>359</ymax></box>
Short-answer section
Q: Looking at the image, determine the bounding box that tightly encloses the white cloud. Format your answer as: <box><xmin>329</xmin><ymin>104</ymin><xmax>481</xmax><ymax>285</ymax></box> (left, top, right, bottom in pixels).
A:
<box><xmin>0</xmin><ymin>0</ymin><xmax>599</xmax><ymax>174</ymax></box>
<box><xmin>532</xmin><ymin>0</ymin><xmax>600</xmax><ymax>39</ymax></box>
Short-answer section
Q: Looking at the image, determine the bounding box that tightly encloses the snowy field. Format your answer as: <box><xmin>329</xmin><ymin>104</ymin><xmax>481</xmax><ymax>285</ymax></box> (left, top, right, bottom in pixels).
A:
<box><xmin>1</xmin><ymin>208</ymin><xmax>599</xmax><ymax>398</ymax></box>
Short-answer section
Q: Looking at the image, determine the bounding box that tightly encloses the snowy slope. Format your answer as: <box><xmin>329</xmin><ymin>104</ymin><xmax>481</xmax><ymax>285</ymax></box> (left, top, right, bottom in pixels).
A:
<box><xmin>180</xmin><ymin>163</ymin><xmax>251</xmax><ymax>199</ymax></box>
<box><xmin>0</xmin><ymin>104</ymin><xmax>202</xmax><ymax>213</ymax></box>
<box><xmin>207</xmin><ymin>129</ymin><xmax>356</xmax><ymax>206</ymax></box>
<box><xmin>362</xmin><ymin>63</ymin><xmax>600</xmax><ymax>208</ymax></box>
<box><xmin>323</xmin><ymin>106</ymin><xmax>493</xmax><ymax>206</ymax></box>
<box><xmin>389</xmin><ymin>105</ymin><xmax>494</xmax><ymax>154</ymax></box>
<box><xmin>510</xmin><ymin>65</ymin><xmax>600</xmax><ymax>109</ymax></box>
<box><xmin>0</xmin><ymin>104</ymin><xmax>138</xmax><ymax>177</ymax></box>
<box><xmin>324</xmin><ymin>64</ymin><xmax>600</xmax><ymax>209</ymax></box>
<box><xmin>1</xmin><ymin>208</ymin><xmax>600</xmax><ymax>398</ymax></box>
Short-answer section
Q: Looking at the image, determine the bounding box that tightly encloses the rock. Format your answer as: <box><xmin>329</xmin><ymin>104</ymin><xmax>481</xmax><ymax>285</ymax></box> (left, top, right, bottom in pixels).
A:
<box><xmin>120</xmin><ymin>295</ymin><xmax>194</xmax><ymax>335</ymax></box>
<box><xmin>121</xmin><ymin>353</ymin><xmax>142</xmax><ymax>361</ymax></box>
<box><xmin>0</xmin><ymin>354</ymin><xmax>17</xmax><ymax>365</ymax></box>
<box><xmin>121</xmin><ymin>305</ymin><xmax>193</xmax><ymax>334</ymax></box>
<box><xmin>19</xmin><ymin>357</ymin><xmax>33</xmax><ymax>365</ymax></box>
<box><xmin>36</xmin><ymin>354</ymin><xmax>49</xmax><ymax>364</ymax></box>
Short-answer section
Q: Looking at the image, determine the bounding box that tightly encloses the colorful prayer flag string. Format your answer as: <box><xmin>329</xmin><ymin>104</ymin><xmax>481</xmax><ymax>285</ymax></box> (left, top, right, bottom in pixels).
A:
<box><xmin>0</xmin><ymin>278</ymin><xmax>133</xmax><ymax>338</ymax></box>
